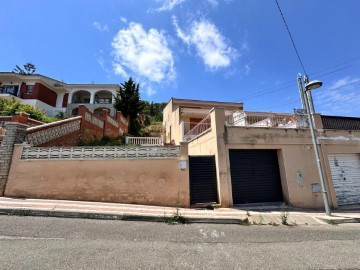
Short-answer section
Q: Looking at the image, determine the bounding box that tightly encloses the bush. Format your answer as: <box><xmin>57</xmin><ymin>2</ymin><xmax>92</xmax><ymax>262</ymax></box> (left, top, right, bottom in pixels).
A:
<box><xmin>79</xmin><ymin>136</ymin><xmax>125</xmax><ymax>146</ymax></box>
<box><xmin>0</xmin><ymin>97</ymin><xmax>59</xmax><ymax>123</ymax></box>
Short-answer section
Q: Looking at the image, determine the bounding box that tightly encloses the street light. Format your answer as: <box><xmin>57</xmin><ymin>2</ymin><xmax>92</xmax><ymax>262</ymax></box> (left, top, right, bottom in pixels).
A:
<box><xmin>298</xmin><ymin>74</ymin><xmax>331</xmax><ymax>216</ymax></box>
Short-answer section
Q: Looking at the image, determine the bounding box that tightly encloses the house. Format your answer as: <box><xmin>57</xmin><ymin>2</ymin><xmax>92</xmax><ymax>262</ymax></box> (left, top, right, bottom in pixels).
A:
<box><xmin>0</xmin><ymin>72</ymin><xmax>119</xmax><ymax>117</ymax></box>
<box><xmin>163</xmin><ymin>98</ymin><xmax>360</xmax><ymax>209</ymax></box>
<box><xmin>162</xmin><ymin>98</ymin><xmax>243</xmax><ymax>144</ymax></box>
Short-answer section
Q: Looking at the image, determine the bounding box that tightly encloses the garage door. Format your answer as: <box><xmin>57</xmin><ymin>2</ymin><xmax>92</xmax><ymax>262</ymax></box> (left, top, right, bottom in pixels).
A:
<box><xmin>328</xmin><ymin>154</ymin><xmax>360</xmax><ymax>206</ymax></box>
<box><xmin>229</xmin><ymin>149</ymin><xmax>283</xmax><ymax>204</ymax></box>
<box><xmin>189</xmin><ymin>156</ymin><xmax>218</xmax><ymax>205</ymax></box>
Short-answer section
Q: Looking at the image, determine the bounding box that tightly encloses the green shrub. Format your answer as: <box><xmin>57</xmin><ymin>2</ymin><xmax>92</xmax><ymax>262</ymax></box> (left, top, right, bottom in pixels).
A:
<box><xmin>0</xmin><ymin>97</ymin><xmax>59</xmax><ymax>123</ymax></box>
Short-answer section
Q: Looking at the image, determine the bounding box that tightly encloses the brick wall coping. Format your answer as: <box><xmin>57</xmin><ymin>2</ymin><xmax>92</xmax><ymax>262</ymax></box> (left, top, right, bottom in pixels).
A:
<box><xmin>27</xmin><ymin>116</ymin><xmax>82</xmax><ymax>132</ymax></box>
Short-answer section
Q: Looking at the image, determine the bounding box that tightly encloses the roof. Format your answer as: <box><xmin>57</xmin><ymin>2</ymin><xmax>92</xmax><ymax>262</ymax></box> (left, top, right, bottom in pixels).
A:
<box><xmin>0</xmin><ymin>72</ymin><xmax>118</xmax><ymax>88</ymax></box>
<box><xmin>170</xmin><ymin>97</ymin><xmax>243</xmax><ymax>111</ymax></box>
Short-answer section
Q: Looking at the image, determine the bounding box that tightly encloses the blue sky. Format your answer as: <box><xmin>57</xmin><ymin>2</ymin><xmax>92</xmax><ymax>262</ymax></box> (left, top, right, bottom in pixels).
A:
<box><xmin>1</xmin><ymin>0</ymin><xmax>360</xmax><ymax>116</ymax></box>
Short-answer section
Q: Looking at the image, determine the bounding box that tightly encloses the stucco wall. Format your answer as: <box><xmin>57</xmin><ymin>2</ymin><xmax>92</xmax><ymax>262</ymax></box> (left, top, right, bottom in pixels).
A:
<box><xmin>188</xmin><ymin>129</ymin><xmax>216</xmax><ymax>155</ymax></box>
<box><xmin>223</xmin><ymin>125</ymin><xmax>360</xmax><ymax>209</ymax></box>
<box><xmin>5</xmin><ymin>145</ymin><xmax>190</xmax><ymax>207</ymax></box>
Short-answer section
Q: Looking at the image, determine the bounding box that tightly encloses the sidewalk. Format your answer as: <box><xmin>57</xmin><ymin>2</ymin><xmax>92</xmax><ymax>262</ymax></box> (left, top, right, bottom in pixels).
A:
<box><xmin>1</xmin><ymin>197</ymin><xmax>359</xmax><ymax>225</ymax></box>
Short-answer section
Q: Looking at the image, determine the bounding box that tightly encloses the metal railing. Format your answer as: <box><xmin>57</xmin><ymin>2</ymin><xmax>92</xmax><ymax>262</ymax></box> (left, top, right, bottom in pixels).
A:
<box><xmin>94</xmin><ymin>98</ymin><xmax>112</xmax><ymax>104</ymax></box>
<box><xmin>21</xmin><ymin>145</ymin><xmax>179</xmax><ymax>160</ymax></box>
<box><xmin>183</xmin><ymin>114</ymin><xmax>211</xmax><ymax>141</ymax></box>
<box><xmin>321</xmin><ymin>115</ymin><xmax>360</xmax><ymax>130</ymax></box>
<box><xmin>228</xmin><ymin>111</ymin><xmax>308</xmax><ymax>129</ymax></box>
<box><xmin>125</xmin><ymin>136</ymin><xmax>163</xmax><ymax>146</ymax></box>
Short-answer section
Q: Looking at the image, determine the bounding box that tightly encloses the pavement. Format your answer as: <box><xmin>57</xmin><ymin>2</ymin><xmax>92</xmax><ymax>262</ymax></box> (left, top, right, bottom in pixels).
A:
<box><xmin>0</xmin><ymin>196</ymin><xmax>359</xmax><ymax>225</ymax></box>
<box><xmin>2</xmin><ymin>216</ymin><xmax>360</xmax><ymax>270</ymax></box>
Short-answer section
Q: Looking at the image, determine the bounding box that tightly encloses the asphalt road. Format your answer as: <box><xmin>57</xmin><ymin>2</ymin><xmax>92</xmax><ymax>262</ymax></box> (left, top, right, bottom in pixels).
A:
<box><xmin>0</xmin><ymin>216</ymin><xmax>359</xmax><ymax>270</ymax></box>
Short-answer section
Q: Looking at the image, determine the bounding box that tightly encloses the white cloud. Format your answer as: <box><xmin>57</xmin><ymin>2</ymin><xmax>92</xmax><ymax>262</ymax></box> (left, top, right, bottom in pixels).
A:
<box><xmin>151</xmin><ymin>0</ymin><xmax>231</xmax><ymax>12</ymax></box>
<box><xmin>113</xmin><ymin>63</ymin><xmax>128</xmax><ymax>78</ymax></box>
<box><xmin>153</xmin><ymin>0</ymin><xmax>186</xmax><ymax>12</ymax></box>
<box><xmin>111</xmin><ymin>22</ymin><xmax>175</xmax><ymax>83</ymax></box>
<box><xmin>93</xmin><ymin>21</ymin><xmax>109</xmax><ymax>32</ymax></box>
<box><xmin>327</xmin><ymin>76</ymin><xmax>359</xmax><ymax>91</ymax></box>
<box><xmin>120</xmin><ymin>17</ymin><xmax>127</xmax><ymax>24</ymax></box>
<box><xmin>207</xmin><ymin>0</ymin><xmax>218</xmax><ymax>7</ymax></box>
<box><xmin>97</xmin><ymin>57</ymin><xmax>105</xmax><ymax>69</ymax></box>
<box><xmin>314</xmin><ymin>76</ymin><xmax>360</xmax><ymax>116</ymax></box>
<box><xmin>244</xmin><ymin>64</ymin><xmax>250</xmax><ymax>75</ymax></box>
<box><xmin>146</xmin><ymin>86</ymin><xmax>157</xmax><ymax>97</ymax></box>
<box><xmin>173</xmin><ymin>16</ymin><xmax>238</xmax><ymax>70</ymax></box>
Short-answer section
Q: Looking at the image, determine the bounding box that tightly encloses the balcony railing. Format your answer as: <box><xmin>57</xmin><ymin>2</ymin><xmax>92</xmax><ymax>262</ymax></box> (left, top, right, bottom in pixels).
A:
<box><xmin>71</xmin><ymin>99</ymin><xmax>90</xmax><ymax>104</ymax></box>
<box><xmin>321</xmin><ymin>115</ymin><xmax>360</xmax><ymax>130</ymax></box>
<box><xmin>228</xmin><ymin>111</ymin><xmax>309</xmax><ymax>129</ymax></box>
<box><xmin>183</xmin><ymin>114</ymin><xmax>211</xmax><ymax>141</ymax></box>
<box><xmin>94</xmin><ymin>98</ymin><xmax>112</xmax><ymax>104</ymax></box>
<box><xmin>125</xmin><ymin>136</ymin><xmax>163</xmax><ymax>146</ymax></box>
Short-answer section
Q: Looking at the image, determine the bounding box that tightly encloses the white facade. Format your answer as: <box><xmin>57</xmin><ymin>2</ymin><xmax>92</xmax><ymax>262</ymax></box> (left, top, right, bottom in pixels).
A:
<box><xmin>0</xmin><ymin>73</ymin><xmax>119</xmax><ymax>117</ymax></box>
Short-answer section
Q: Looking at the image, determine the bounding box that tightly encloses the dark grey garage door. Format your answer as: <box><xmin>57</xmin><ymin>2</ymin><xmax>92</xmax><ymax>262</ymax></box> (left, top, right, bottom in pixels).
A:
<box><xmin>229</xmin><ymin>149</ymin><xmax>283</xmax><ymax>204</ymax></box>
<box><xmin>189</xmin><ymin>156</ymin><xmax>218</xmax><ymax>205</ymax></box>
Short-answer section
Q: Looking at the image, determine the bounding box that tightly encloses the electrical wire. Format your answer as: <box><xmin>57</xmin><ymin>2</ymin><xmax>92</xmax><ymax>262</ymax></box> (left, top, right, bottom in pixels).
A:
<box><xmin>239</xmin><ymin>56</ymin><xmax>360</xmax><ymax>101</ymax></box>
<box><xmin>261</xmin><ymin>79</ymin><xmax>360</xmax><ymax>111</ymax></box>
<box><xmin>275</xmin><ymin>0</ymin><xmax>307</xmax><ymax>75</ymax></box>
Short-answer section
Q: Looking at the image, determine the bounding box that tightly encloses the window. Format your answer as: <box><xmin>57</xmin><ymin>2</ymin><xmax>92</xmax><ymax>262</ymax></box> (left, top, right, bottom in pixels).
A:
<box><xmin>26</xmin><ymin>85</ymin><xmax>34</xmax><ymax>94</ymax></box>
<box><xmin>2</xmin><ymin>85</ymin><xmax>19</xmax><ymax>96</ymax></box>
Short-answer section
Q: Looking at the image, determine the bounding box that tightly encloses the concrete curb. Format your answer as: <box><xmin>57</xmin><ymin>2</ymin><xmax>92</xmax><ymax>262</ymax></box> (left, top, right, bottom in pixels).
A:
<box><xmin>1</xmin><ymin>207</ymin><xmax>359</xmax><ymax>225</ymax></box>
<box><xmin>0</xmin><ymin>208</ymin><xmax>246</xmax><ymax>224</ymax></box>
<box><xmin>0</xmin><ymin>208</ymin><xmax>166</xmax><ymax>222</ymax></box>
<box><xmin>315</xmin><ymin>216</ymin><xmax>360</xmax><ymax>225</ymax></box>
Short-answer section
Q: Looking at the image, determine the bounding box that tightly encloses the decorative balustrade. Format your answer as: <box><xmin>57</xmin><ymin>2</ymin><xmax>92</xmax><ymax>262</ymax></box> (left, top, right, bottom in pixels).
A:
<box><xmin>0</xmin><ymin>116</ymin><xmax>12</xmax><ymax>128</ymax></box>
<box><xmin>120</xmin><ymin>115</ymin><xmax>128</xmax><ymax>126</ymax></box>
<box><xmin>26</xmin><ymin>117</ymin><xmax>82</xmax><ymax>146</ymax></box>
<box><xmin>21</xmin><ymin>145</ymin><xmax>179</xmax><ymax>160</ymax></box>
<box><xmin>125</xmin><ymin>136</ymin><xmax>163</xmax><ymax>146</ymax></box>
<box><xmin>183</xmin><ymin>114</ymin><xmax>211</xmax><ymax>142</ymax></box>
<box><xmin>227</xmin><ymin>111</ymin><xmax>309</xmax><ymax>129</ymax></box>
<box><xmin>85</xmin><ymin>112</ymin><xmax>104</xmax><ymax>129</ymax></box>
<box><xmin>94</xmin><ymin>98</ymin><xmax>112</xmax><ymax>104</ymax></box>
<box><xmin>106</xmin><ymin>115</ymin><xmax>119</xmax><ymax>128</ymax></box>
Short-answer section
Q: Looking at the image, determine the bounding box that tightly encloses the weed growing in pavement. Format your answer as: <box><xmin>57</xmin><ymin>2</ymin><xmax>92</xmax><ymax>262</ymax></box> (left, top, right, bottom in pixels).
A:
<box><xmin>14</xmin><ymin>210</ymin><xmax>30</xmax><ymax>216</ymax></box>
<box><xmin>328</xmin><ymin>220</ymin><xmax>338</xmax><ymax>226</ymax></box>
<box><xmin>258</xmin><ymin>215</ymin><xmax>265</xmax><ymax>225</ymax></box>
<box><xmin>246</xmin><ymin>210</ymin><xmax>251</xmax><ymax>217</ymax></box>
<box><xmin>268</xmin><ymin>221</ymin><xmax>280</xmax><ymax>226</ymax></box>
<box><xmin>280</xmin><ymin>206</ymin><xmax>289</xmax><ymax>225</ymax></box>
<box><xmin>239</xmin><ymin>218</ymin><xmax>251</xmax><ymax>226</ymax></box>
<box><xmin>166</xmin><ymin>208</ymin><xmax>188</xmax><ymax>225</ymax></box>
<box><xmin>166</xmin><ymin>192</ymin><xmax>189</xmax><ymax>225</ymax></box>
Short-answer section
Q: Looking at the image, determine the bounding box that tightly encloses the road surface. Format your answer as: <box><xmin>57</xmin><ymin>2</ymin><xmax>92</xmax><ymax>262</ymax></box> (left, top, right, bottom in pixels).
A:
<box><xmin>0</xmin><ymin>216</ymin><xmax>359</xmax><ymax>269</ymax></box>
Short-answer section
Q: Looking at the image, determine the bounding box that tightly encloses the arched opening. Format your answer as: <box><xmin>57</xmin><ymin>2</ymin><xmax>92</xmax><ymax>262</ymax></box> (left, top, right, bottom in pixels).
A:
<box><xmin>94</xmin><ymin>107</ymin><xmax>110</xmax><ymax>118</ymax></box>
<box><xmin>71</xmin><ymin>90</ymin><xmax>91</xmax><ymax>104</ymax></box>
<box><xmin>94</xmin><ymin>90</ymin><xmax>113</xmax><ymax>104</ymax></box>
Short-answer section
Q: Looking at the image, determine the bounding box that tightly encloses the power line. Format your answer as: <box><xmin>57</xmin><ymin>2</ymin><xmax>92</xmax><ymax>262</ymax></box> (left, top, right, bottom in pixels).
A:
<box><xmin>261</xmin><ymin>79</ymin><xmax>360</xmax><ymax>111</ymax></box>
<box><xmin>275</xmin><ymin>0</ymin><xmax>307</xmax><ymax>75</ymax></box>
<box><xmin>239</xmin><ymin>56</ymin><xmax>360</xmax><ymax>101</ymax></box>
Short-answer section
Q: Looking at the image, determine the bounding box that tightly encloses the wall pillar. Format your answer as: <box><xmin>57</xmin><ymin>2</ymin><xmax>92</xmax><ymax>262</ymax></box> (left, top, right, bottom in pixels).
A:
<box><xmin>111</xmin><ymin>90</ymin><xmax>116</xmax><ymax>104</ymax></box>
<box><xmin>210</xmin><ymin>107</ymin><xmax>232</xmax><ymax>207</ymax></box>
<box><xmin>90</xmin><ymin>92</ymin><xmax>95</xmax><ymax>104</ymax></box>
<box><xmin>68</xmin><ymin>91</ymin><xmax>73</xmax><ymax>104</ymax></box>
<box><xmin>56</xmin><ymin>93</ymin><xmax>65</xmax><ymax>108</ymax></box>
<box><xmin>0</xmin><ymin>122</ymin><xmax>27</xmax><ymax>195</ymax></box>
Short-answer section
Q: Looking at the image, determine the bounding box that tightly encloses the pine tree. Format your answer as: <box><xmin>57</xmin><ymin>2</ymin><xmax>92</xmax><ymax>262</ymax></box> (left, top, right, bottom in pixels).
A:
<box><xmin>113</xmin><ymin>78</ymin><xmax>143</xmax><ymax>135</ymax></box>
<box><xmin>149</xmin><ymin>102</ymin><xmax>155</xmax><ymax>116</ymax></box>
<box><xmin>13</xmin><ymin>62</ymin><xmax>36</xmax><ymax>75</ymax></box>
